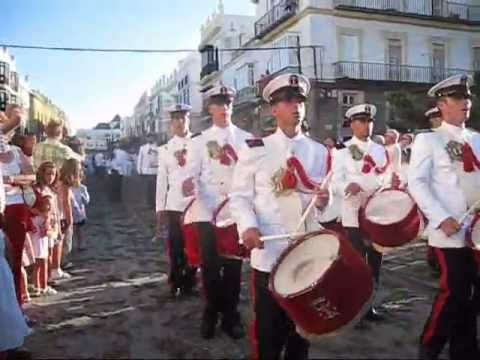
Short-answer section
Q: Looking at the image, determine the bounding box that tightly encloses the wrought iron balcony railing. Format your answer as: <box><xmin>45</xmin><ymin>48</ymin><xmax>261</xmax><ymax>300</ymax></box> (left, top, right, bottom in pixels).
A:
<box><xmin>235</xmin><ymin>86</ymin><xmax>257</xmax><ymax>105</ymax></box>
<box><xmin>255</xmin><ymin>0</ymin><xmax>299</xmax><ymax>39</ymax></box>
<box><xmin>200</xmin><ymin>61</ymin><xmax>219</xmax><ymax>79</ymax></box>
<box><xmin>333</xmin><ymin>0</ymin><xmax>480</xmax><ymax>23</ymax></box>
<box><xmin>334</xmin><ymin>61</ymin><xmax>474</xmax><ymax>84</ymax></box>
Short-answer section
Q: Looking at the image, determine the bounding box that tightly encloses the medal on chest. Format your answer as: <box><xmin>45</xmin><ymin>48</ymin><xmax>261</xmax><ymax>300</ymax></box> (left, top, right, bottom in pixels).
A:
<box><xmin>445</xmin><ymin>140</ymin><xmax>480</xmax><ymax>172</ymax></box>
<box><xmin>348</xmin><ymin>144</ymin><xmax>389</xmax><ymax>174</ymax></box>
<box><xmin>174</xmin><ymin>147</ymin><xmax>187</xmax><ymax>167</ymax></box>
<box><xmin>206</xmin><ymin>140</ymin><xmax>238</xmax><ymax>166</ymax></box>
<box><xmin>271</xmin><ymin>154</ymin><xmax>319</xmax><ymax>195</ymax></box>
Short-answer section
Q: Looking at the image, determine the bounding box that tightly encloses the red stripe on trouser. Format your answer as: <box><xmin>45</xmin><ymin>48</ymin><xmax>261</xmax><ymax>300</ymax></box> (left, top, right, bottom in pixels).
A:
<box><xmin>422</xmin><ymin>248</ymin><xmax>450</xmax><ymax>344</ymax></box>
<box><xmin>249</xmin><ymin>270</ymin><xmax>259</xmax><ymax>360</ymax></box>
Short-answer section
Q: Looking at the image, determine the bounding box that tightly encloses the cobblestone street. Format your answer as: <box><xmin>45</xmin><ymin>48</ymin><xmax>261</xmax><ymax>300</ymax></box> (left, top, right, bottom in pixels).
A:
<box><xmin>23</xmin><ymin>176</ymin><xmax>472</xmax><ymax>359</ymax></box>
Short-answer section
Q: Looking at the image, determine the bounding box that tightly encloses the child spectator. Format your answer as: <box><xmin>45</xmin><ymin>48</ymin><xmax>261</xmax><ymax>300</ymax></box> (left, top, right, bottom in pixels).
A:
<box><xmin>71</xmin><ymin>175</ymin><xmax>90</xmax><ymax>251</ymax></box>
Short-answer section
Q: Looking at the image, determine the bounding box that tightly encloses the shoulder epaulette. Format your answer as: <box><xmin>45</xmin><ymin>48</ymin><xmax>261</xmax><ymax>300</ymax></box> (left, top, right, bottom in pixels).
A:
<box><xmin>414</xmin><ymin>129</ymin><xmax>433</xmax><ymax>135</ymax></box>
<box><xmin>191</xmin><ymin>132</ymin><xmax>202</xmax><ymax>139</ymax></box>
<box><xmin>246</xmin><ymin>138</ymin><xmax>264</xmax><ymax>148</ymax></box>
<box><xmin>335</xmin><ymin>143</ymin><xmax>346</xmax><ymax>150</ymax></box>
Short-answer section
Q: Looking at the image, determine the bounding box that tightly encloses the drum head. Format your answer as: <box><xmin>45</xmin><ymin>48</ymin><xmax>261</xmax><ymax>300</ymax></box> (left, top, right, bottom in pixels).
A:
<box><xmin>273</xmin><ymin>233</ymin><xmax>339</xmax><ymax>297</ymax></box>
<box><xmin>365</xmin><ymin>190</ymin><xmax>413</xmax><ymax>225</ymax></box>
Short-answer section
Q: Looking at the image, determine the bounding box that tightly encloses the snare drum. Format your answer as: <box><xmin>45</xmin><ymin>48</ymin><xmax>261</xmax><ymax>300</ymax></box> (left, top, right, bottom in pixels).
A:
<box><xmin>359</xmin><ymin>188</ymin><xmax>424</xmax><ymax>252</ymax></box>
<box><xmin>269</xmin><ymin>230</ymin><xmax>374</xmax><ymax>340</ymax></box>
<box><xmin>213</xmin><ymin>198</ymin><xmax>250</xmax><ymax>260</ymax></box>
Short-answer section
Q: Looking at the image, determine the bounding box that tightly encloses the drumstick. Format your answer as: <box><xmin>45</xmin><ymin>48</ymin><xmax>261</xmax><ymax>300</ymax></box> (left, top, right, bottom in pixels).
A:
<box><xmin>294</xmin><ymin>171</ymin><xmax>333</xmax><ymax>233</ymax></box>
<box><xmin>260</xmin><ymin>232</ymin><xmax>307</xmax><ymax>242</ymax></box>
<box><xmin>458</xmin><ymin>199</ymin><xmax>480</xmax><ymax>225</ymax></box>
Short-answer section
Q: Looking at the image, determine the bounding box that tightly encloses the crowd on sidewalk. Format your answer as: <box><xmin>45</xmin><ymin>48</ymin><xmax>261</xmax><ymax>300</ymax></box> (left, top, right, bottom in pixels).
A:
<box><xmin>0</xmin><ymin>106</ymin><xmax>90</xmax><ymax>360</ymax></box>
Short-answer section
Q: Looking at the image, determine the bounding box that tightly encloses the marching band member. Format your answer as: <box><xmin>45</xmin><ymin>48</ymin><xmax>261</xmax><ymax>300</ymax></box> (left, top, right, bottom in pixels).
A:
<box><xmin>384</xmin><ymin>129</ymin><xmax>402</xmax><ymax>174</ymax></box>
<box><xmin>331</xmin><ymin>104</ymin><xmax>398</xmax><ymax>322</ymax></box>
<box><xmin>182</xmin><ymin>85</ymin><xmax>252</xmax><ymax>340</ymax></box>
<box><xmin>137</xmin><ymin>133</ymin><xmax>158</xmax><ymax>208</ymax></box>
<box><xmin>156</xmin><ymin>104</ymin><xmax>197</xmax><ymax>297</ymax></box>
<box><xmin>423</xmin><ymin>107</ymin><xmax>443</xmax><ymax>275</ymax></box>
<box><xmin>409</xmin><ymin>74</ymin><xmax>479</xmax><ymax>359</ymax></box>
<box><xmin>230</xmin><ymin>73</ymin><xmax>329</xmax><ymax>359</ymax></box>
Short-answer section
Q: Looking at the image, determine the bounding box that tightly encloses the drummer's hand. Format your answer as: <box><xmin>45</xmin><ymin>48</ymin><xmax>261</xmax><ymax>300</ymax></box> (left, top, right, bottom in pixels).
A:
<box><xmin>182</xmin><ymin>177</ymin><xmax>195</xmax><ymax>197</ymax></box>
<box><xmin>242</xmin><ymin>227</ymin><xmax>263</xmax><ymax>250</ymax></box>
<box><xmin>345</xmin><ymin>183</ymin><xmax>363</xmax><ymax>196</ymax></box>
<box><xmin>439</xmin><ymin>217</ymin><xmax>461</xmax><ymax>237</ymax></box>
<box><xmin>313</xmin><ymin>188</ymin><xmax>329</xmax><ymax>209</ymax></box>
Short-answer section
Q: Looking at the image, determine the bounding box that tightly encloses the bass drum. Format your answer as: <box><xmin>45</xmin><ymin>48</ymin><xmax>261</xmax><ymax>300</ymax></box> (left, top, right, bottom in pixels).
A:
<box><xmin>269</xmin><ymin>230</ymin><xmax>374</xmax><ymax>340</ymax></box>
<box><xmin>359</xmin><ymin>188</ymin><xmax>424</xmax><ymax>253</ymax></box>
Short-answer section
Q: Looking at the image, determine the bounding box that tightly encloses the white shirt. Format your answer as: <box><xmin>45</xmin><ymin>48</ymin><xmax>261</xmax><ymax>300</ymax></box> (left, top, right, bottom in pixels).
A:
<box><xmin>229</xmin><ymin>128</ymin><xmax>329</xmax><ymax>272</ymax></box>
<box><xmin>408</xmin><ymin>122</ymin><xmax>480</xmax><ymax>248</ymax></box>
<box><xmin>95</xmin><ymin>153</ymin><xmax>105</xmax><ymax>167</ymax></box>
<box><xmin>156</xmin><ymin>135</ymin><xmax>194</xmax><ymax>213</ymax></box>
<box><xmin>111</xmin><ymin>149</ymin><xmax>131</xmax><ymax>176</ymax></box>
<box><xmin>137</xmin><ymin>143</ymin><xmax>158</xmax><ymax>175</ymax></box>
<box><xmin>185</xmin><ymin>123</ymin><xmax>252</xmax><ymax>222</ymax></box>
<box><xmin>331</xmin><ymin>136</ymin><xmax>388</xmax><ymax>227</ymax></box>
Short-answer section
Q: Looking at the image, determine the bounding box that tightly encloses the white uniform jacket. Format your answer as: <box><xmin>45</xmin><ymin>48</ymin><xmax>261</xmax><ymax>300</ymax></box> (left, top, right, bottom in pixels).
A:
<box><xmin>408</xmin><ymin>122</ymin><xmax>480</xmax><ymax>248</ymax></box>
<box><xmin>156</xmin><ymin>135</ymin><xmax>194</xmax><ymax>213</ymax></box>
<box><xmin>229</xmin><ymin>128</ymin><xmax>329</xmax><ymax>273</ymax></box>
<box><xmin>137</xmin><ymin>143</ymin><xmax>158</xmax><ymax>175</ymax></box>
<box><xmin>185</xmin><ymin>124</ymin><xmax>252</xmax><ymax>223</ymax></box>
<box><xmin>331</xmin><ymin>136</ymin><xmax>388</xmax><ymax>228</ymax></box>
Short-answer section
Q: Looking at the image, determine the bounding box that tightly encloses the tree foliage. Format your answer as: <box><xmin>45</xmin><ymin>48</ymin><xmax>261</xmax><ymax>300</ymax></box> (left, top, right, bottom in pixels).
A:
<box><xmin>386</xmin><ymin>72</ymin><xmax>480</xmax><ymax>132</ymax></box>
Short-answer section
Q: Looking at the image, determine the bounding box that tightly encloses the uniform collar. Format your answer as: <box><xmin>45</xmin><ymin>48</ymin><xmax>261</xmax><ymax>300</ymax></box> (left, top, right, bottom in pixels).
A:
<box><xmin>349</xmin><ymin>136</ymin><xmax>372</xmax><ymax>150</ymax></box>
<box><xmin>438</xmin><ymin>121</ymin><xmax>465</xmax><ymax>140</ymax></box>
<box><xmin>274</xmin><ymin>127</ymin><xmax>305</xmax><ymax>143</ymax></box>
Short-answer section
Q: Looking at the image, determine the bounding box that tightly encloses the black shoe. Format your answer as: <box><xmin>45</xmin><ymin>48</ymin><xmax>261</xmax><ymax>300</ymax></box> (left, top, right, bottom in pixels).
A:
<box><xmin>221</xmin><ymin>321</ymin><xmax>245</xmax><ymax>340</ymax></box>
<box><xmin>6</xmin><ymin>347</ymin><xmax>32</xmax><ymax>360</ymax></box>
<box><xmin>363</xmin><ymin>307</ymin><xmax>385</xmax><ymax>322</ymax></box>
<box><xmin>201</xmin><ymin>311</ymin><xmax>218</xmax><ymax>339</ymax></box>
<box><xmin>418</xmin><ymin>345</ymin><xmax>437</xmax><ymax>360</ymax></box>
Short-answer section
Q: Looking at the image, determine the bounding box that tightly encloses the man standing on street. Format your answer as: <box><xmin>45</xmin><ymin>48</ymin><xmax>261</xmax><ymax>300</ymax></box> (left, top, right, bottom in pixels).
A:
<box><xmin>137</xmin><ymin>133</ymin><xmax>158</xmax><ymax>209</ymax></box>
<box><xmin>409</xmin><ymin>74</ymin><xmax>479</xmax><ymax>359</ymax></box>
<box><xmin>156</xmin><ymin>104</ymin><xmax>197</xmax><ymax>297</ymax></box>
<box><xmin>33</xmin><ymin>120</ymin><xmax>83</xmax><ymax>171</ymax></box>
<box><xmin>229</xmin><ymin>73</ymin><xmax>329</xmax><ymax>359</ymax></box>
<box><xmin>331</xmin><ymin>103</ymin><xmax>398</xmax><ymax>323</ymax></box>
<box><xmin>182</xmin><ymin>84</ymin><xmax>251</xmax><ymax>340</ymax></box>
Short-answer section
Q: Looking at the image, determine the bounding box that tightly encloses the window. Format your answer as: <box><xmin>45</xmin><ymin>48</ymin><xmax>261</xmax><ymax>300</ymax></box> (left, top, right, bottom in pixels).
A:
<box><xmin>432</xmin><ymin>42</ymin><xmax>446</xmax><ymax>82</ymax></box>
<box><xmin>387</xmin><ymin>39</ymin><xmax>402</xmax><ymax>81</ymax></box>
<box><xmin>0</xmin><ymin>90</ymin><xmax>8</xmax><ymax>111</ymax></box>
<box><xmin>0</xmin><ymin>62</ymin><xmax>9</xmax><ymax>85</ymax></box>
<box><xmin>342</xmin><ymin>94</ymin><xmax>355</xmax><ymax>106</ymax></box>
<box><xmin>268</xmin><ymin>34</ymin><xmax>299</xmax><ymax>73</ymax></box>
<box><xmin>474</xmin><ymin>47</ymin><xmax>480</xmax><ymax>71</ymax></box>
<box><xmin>340</xmin><ymin>34</ymin><xmax>359</xmax><ymax>62</ymax></box>
<box><xmin>234</xmin><ymin>63</ymin><xmax>255</xmax><ymax>90</ymax></box>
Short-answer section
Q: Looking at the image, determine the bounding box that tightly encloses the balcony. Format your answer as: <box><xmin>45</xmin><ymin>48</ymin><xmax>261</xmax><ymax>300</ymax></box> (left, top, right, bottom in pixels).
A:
<box><xmin>333</xmin><ymin>0</ymin><xmax>480</xmax><ymax>24</ymax></box>
<box><xmin>200</xmin><ymin>61</ymin><xmax>219</xmax><ymax>79</ymax></box>
<box><xmin>334</xmin><ymin>61</ymin><xmax>474</xmax><ymax>84</ymax></box>
<box><xmin>235</xmin><ymin>86</ymin><xmax>257</xmax><ymax>106</ymax></box>
<box><xmin>255</xmin><ymin>0</ymin><xmax>299</xmax><ymax>39</ymax></box>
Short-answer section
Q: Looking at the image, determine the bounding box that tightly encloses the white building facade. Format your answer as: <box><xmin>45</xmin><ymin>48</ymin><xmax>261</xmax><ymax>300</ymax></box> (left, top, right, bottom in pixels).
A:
<box><xmin>200</xmin><ymin>0</ymin><xmax>480</xmax><ymax>138</ymax></box>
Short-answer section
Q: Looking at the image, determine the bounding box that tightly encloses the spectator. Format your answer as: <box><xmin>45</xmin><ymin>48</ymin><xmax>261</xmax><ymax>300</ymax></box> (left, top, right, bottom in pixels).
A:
<box><xmin>71</xmin><ymin>175</ymin><xmax>90</xmax><ymax>251</ymax></box>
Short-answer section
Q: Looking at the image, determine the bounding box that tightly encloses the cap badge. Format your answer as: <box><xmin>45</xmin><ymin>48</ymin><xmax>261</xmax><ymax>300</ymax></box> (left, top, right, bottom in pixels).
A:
<box><xmin>289</xmin><ymin>75</ymin><xmax>299</xmax><ymax>87</ymax></box>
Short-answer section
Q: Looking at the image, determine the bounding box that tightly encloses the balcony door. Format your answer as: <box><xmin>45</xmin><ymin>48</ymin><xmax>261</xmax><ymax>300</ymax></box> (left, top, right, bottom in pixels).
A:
<box><xmin>387</xmin><ymin>39</ymin><xmax>402</xmax><ymax>81</ymax></box>
<box><xmin>432</xmin><ymin>0</ymin><xmax>444</xmax><ymax>17</ymax></box>
<box><xmin>431</xmin><ymin>43</ymin><xmax>446</xmax><ymax>83</ymax></box>
<box><xmin>339</xmin><ymin>34</ymin><xmax>360</xmax><ymax>79</ymax></box>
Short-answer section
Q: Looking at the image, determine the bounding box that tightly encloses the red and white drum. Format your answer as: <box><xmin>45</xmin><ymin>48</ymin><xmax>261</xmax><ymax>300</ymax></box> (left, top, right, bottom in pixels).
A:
<box><xmin>269</xmin><ymin>230</ymin><xmax>374</xmax><ymax>339</ymax></box>
<box><xmin>182</xmin><ymin>199</ymin><xmax>201</xmax><ymax>267</ymax></box>
<box><xmin>212</xmin><ymin>198</ymin><xmax>250</xmax><ymax>260</ymax></box>
<box><xmin>359</xmin><ymin>188</ymin><xmax>424</xmax><ymax>252</ymax></box>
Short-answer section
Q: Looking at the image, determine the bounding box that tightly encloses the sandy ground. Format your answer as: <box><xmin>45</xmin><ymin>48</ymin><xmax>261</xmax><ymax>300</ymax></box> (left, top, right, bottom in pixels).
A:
<box><xmin>23</xmin><ymin>175</ymin><xmax>478</xmax><ymax>359</ymax></box>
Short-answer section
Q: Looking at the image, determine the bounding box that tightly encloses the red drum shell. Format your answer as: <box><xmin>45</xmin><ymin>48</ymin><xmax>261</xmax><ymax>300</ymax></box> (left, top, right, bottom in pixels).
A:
<box><xmin>181</xmin><ymin>199</ymin><xmax>201</xmax><ymax>267</ymax></box>
<box><xmin>213</xmin><ymin>224</ymin><xmax>250</xmax><ymax>260</ymax></box>
<box><xmin>359</xmin><ymin>189</ymin><xmax>423</xmax><ymax>249</ymax></box>
<box><xmin>269</xmin><ymin>230</ymin><xmax>374</xmax><ymax>338</ymax></box>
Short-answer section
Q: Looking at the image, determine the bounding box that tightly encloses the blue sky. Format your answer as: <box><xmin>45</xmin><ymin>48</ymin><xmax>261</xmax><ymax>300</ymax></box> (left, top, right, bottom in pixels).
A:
<box><xmin>0</xmin><ymin>0</ymin><xmax>255</xmax><ymax>130</ymax></box>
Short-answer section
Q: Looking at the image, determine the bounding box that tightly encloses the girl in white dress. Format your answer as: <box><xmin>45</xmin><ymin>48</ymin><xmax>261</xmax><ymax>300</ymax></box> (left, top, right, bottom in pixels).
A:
<box><xmin>0</xmin><ymin>231</ymin><xmax>30</xmax><ymax>357</ymax></box>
